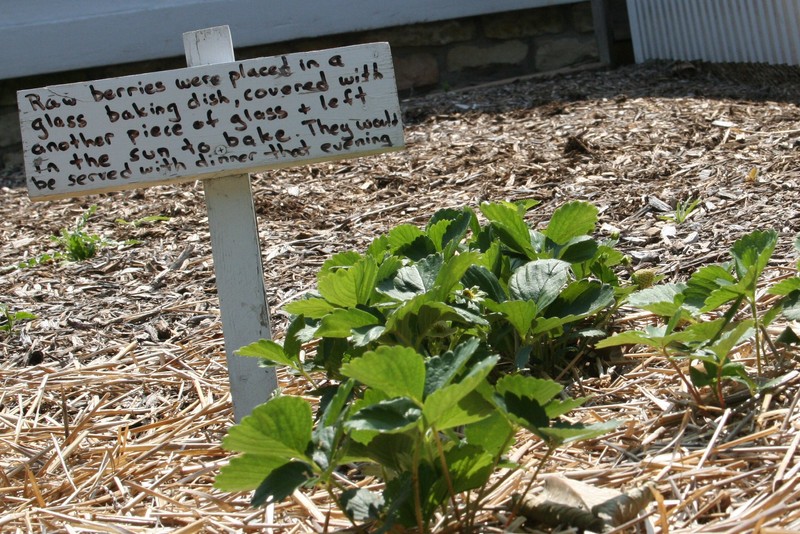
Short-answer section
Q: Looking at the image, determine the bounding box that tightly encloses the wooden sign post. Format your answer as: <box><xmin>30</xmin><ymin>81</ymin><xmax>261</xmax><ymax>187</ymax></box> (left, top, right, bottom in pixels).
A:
<box><xmin>17</xmin><ymin>26</ymin><xmax>404</xmax><ymax>421</ymax></box>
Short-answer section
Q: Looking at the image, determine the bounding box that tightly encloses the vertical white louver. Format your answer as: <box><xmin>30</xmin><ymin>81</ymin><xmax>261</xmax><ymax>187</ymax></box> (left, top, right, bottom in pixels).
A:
<box><xmin>626</xmin><ymin>0</ymin><xmax>800</xmax><ymax>65</ymax></box>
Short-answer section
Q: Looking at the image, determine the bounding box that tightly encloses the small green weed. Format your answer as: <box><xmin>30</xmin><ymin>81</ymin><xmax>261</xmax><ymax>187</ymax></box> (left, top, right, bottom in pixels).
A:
<box><xmin>17</xmin><ymin>205</ymin><xmax>122</xmax><ymax>268</ymax></box>
<box><xmin>659</xmin><ymin>197</ymin><xmax>702</xmax><ymax>224</ymax></box>
<box><xmin>115</xmin><ymin>214</ymin><xmax>171</xmax><ymax>227</ymax></box>
<box><xmin>54</xmin><ymin>205</ymin><xmax>102</xmax><ymax>261</ymax></box>
<box><xmin>17</xmin><ymin>252</ymin><xmax>59</xmax><ymax>269</ymax></box>
<box><xmin>55</xmin><ymin>231</ymin><xmax>100</xmax><ymax>261</ymax></box>
<box><xmin>0</xmin><ymin>302</ymin><xmax>36</xmax><ymax>333</ymax></box>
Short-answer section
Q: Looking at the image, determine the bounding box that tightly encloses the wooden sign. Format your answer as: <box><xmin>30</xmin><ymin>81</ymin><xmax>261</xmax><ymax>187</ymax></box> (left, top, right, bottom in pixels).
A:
<box><xmin>18</xmin><ymin>42</ymin><xmax>404</xmax><ymax>201</ymax></box>
<box><xmin>16</xmin><ymin>27</ymin><xmax>405</xmax><ymax>422</ymax></box>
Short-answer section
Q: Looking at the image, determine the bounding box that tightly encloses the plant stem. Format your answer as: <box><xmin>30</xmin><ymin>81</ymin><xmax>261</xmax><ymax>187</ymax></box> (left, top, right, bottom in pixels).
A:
<box><xmin>299</xmin><ymin>369</ymin><xmax>322</xmax><ymax>391</ymax></box>
<box><xmin>715</xmin><ymin>361</ymin><xmax>726</xmax><ymax>408</ymax></box>
<box><xmin>412</xmin><ymin>438</ymin><xmax>426</xmax><ymax>533</ymax></box>
<box><xmin>324</xmin><ymin>481</ymin><xmax>358</xmax><ymax>530</ymax></box>
<box><xmin>467</xmin><ymin>431</ymin><xmax>516</xmax><ymax>529</ymax></box>
<box><xmin>663</xmin><ymin>349</ymin><xmax>703</xmax><ymax>405</ymax></box>
<box><xmin>432</xmin><ymin>429</ymin><xmax>462</xmax><ymax>525</ymax></box>
<box><xmin>508</xmin><ymin>446</ymin><xmax>555</xmax><ymax>525</ymax></box>
<box><xmin>708</xmin><ymin>295</ymin><xmax>745</xmax><ymax>347</ymax></box>
<box><xmin>760</xmin><ymin>323</ymin><xmax>781</xmax><ymax>365</ymax></box>
<box><xmin>750</xmin><ymin>300</ymin><xmax>763</xmax><ymax>375</ymax></box>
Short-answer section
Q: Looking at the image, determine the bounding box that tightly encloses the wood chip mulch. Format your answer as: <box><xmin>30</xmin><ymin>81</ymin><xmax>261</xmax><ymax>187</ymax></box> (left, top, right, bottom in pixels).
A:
<box><xmin>1</xmin><ymin>61</ymin><xmax>800</xmax><ymax>532</ymax></box>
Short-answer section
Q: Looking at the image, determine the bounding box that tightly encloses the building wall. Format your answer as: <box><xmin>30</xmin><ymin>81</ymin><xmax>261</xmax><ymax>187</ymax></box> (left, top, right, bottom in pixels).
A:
<box><xmin>1</xmin><ymin>2</ymin><xmax>628</xmax><ymax>173</ymax></box>
<box><xmin>1</xmin><ymin>0</ymin><xmax>588</xmax><ymax>80</ymax></box>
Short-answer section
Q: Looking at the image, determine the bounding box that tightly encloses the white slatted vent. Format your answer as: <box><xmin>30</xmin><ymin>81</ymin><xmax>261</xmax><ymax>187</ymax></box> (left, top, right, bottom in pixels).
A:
<box><xmin>626</xmin><ymin>0</ymin><xmax>800</xmax><ymax>65</ymax></box>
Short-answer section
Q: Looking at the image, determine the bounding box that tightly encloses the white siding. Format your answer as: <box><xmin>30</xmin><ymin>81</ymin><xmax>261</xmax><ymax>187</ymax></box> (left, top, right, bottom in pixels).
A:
<box><xmin>1</xmin><ymin>0</ymin><xmax>583</xmax><ymax>79</ymax></box>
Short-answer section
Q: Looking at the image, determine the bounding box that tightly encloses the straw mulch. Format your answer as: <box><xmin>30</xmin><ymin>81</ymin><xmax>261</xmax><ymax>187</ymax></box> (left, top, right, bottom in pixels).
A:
<box><xmin>2</xmin><ymin>61</ymin><xmax>800</xmax><ymax>533</ymax></box>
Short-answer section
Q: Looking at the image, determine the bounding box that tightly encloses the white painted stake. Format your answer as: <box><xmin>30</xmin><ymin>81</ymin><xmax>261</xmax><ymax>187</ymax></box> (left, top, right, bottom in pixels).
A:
<box><xmin>183</xmin><ymin>26</ymin><xmax>276</xmax><ymax>422</ymax></box>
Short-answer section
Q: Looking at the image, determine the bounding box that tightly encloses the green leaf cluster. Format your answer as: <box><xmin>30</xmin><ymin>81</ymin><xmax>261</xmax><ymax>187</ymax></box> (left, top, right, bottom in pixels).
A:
<box><xmin>53</xmin><ymin>204</ymin><xmax>104</xmax><ymax>261</ymax></box>
<box><xmin>217</xmin><ymin>342</ymin><xmax>617</xmax><ymax>530</ymax></box>
<box><xmin>273</xmin><ymin>200</ymin><xmax>626</xmax><ymax>377</ymax></box>
<box><xmin>599</xmin><ymin>229</ymin><xmax>800</xmax><ymax>406</ymax></box>
<box><xmin>217</xmin><ymin>200</ymin><xmax>625</xmax><ymax>530</ymax></box>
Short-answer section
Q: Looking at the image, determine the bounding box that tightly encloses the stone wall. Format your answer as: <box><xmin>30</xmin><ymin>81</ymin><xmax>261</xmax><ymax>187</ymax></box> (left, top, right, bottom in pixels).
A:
<box><xmin>1</xmin><ymin>1</ymin><xmax>622</xmax><ymax>174</ymax></box>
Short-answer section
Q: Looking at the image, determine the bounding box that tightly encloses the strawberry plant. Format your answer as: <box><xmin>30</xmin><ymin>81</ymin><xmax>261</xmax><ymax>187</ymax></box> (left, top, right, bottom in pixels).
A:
<box><xmin>277</xmin><ymin>200</ymin><xmax>628</xmax><ymax>377</ymax></box>
<box><xmin>598</xmin><ymin>229</ymin><xmax>800</xmax><ymax>406</ymax></box>
<box><xmin>217</xmin><ymin>341</ymin><xmax>617</xmax><ymax>531</ymax></box>
<box><xmin>215</xmin><ymin>200</ymin><xmax>627</xmax><ymax>529</ymax></box>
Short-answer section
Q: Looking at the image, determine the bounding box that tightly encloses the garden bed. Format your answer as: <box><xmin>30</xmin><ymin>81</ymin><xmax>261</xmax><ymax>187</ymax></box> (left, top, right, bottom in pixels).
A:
<box><xmin>2</xmin><ymin>61</ymin><xmax>800</xmax><ymax>532</ymax></box>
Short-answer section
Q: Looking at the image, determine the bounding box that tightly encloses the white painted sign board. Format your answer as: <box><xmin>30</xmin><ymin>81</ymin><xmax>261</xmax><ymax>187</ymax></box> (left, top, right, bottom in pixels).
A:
<box><xmin>18</xmin><ymin>41</ymin><xmax>404</xmax><ymax>201</ymax></box>
<box><xmin>17</xmin><ymin>28</ymin><xmax>404</xmax><ymax>422</ymax></box>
